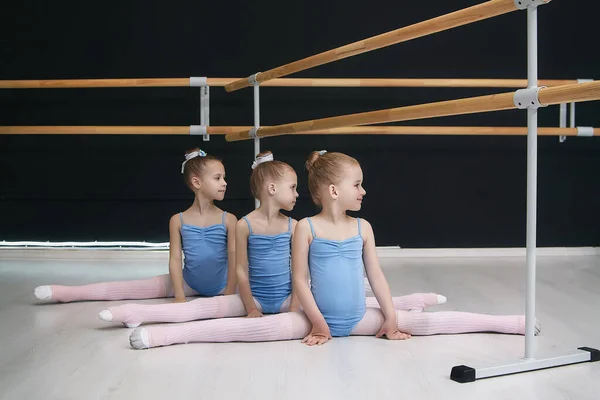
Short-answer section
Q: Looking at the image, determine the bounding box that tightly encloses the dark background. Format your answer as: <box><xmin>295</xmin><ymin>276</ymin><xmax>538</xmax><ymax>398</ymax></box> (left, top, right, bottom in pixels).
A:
<box><xmin>1</xmin><ymin>0</ymin><xmax>598</xmax><ymax>247</ymax></box>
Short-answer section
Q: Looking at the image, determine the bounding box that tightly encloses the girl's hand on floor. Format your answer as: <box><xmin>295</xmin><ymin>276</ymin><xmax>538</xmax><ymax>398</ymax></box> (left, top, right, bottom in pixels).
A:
<box><xmin>376</xmin><ymin>319</ymin><xmax>411</xmax><ymax>340</ymax></box>
<box><xmin>302</xmin><ymin>324</ymin><xmax>332</xmax><ymax>346</ymax></box>
<box><xmin>246</xmin><ymin>309</ymin><xmax>264</xmax><ymax>318</ymax></box>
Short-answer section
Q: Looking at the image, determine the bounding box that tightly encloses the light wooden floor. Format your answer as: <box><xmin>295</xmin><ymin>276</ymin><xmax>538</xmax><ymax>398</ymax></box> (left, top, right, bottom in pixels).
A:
<box><xmin>0</xmin><ymin>252</ymin><xmax>599</xmax><ymax>400</ymax></box>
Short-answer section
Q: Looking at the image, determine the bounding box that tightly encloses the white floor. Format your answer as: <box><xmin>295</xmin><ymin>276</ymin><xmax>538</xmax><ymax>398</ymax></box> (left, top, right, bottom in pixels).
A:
<box><xmin>0</xmin><ymin>251</ymin><xmax>599</xmax><ymax>400</ymax></box>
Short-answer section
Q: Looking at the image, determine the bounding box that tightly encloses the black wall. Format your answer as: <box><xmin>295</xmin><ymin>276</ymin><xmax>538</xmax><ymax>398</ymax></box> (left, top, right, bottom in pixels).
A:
<box><xmin>1</xmin><ymin>1</ymin><xmax>599</xmax><ymax>247</ymax></box>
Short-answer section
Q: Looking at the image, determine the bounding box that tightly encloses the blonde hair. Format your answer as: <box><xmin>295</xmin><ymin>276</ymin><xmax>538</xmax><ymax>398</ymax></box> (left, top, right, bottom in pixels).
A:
<box><xmin>305</xmin><ymin>151</ymin><xmax>360</xmax><ymax>206</ymax></box>
<box><xmin>250</xmin><ymin>151</ymin><xmax>294</xmax><ymax>198</ymax></box>
<box><xmin>182</xmin><ymin>148</ymin><xmax>222</xmax><ymax>190</ymax></box>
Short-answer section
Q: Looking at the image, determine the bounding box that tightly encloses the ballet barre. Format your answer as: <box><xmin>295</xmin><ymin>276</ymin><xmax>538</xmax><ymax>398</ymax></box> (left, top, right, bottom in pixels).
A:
<box><xmin>224</xmin><ymin>0</ymin><xmax>551</xmax><ymax>92</ymax></box>
<box><xmin>0</xmin><ymin>78</ymin><xmax>577</xmax><ymax>89</ymax></box>
<box><xmin>225</xmin><ymin>81</ymin><xmax>600</xmax><ymax>141</ymax></box>
<box><xmin>0</xmin><ymin>125</ymin><xmax>596</xmax><ymax>137</ymax></box>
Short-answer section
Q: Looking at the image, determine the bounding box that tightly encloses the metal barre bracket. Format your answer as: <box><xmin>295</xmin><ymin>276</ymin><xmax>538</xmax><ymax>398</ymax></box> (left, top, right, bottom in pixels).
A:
<box><xmin>577</xmin><ymin>126</ymin><xmax>594</xmax><ymax>137</ymax></box>
<box><xmin>513</xmin><ymin>86</ymin><xmax>547</xmax><ymax>109</ymax></box>
<box><xmin>190</xmin><ymin>77</ymin><xmax>208</xmax><ymax>87</ymax></box>
<box><xmin>189</xmin><ymin>125</ymin><xmax>207</xmax><ymax>136</ymax></box>
<box><xmin>514</xmin><ymin>0</ymin><xmax>547</xmax><ymax>10</ymax></box>
<box><xmin>248</xmin><ymin>73</ymin><xmax>261</xmax><ymax>86</ymax></box>
<box><xmin>249</xmin><ymin>127</ymin><xmax>259</xmax><ymax>139</ymax></box>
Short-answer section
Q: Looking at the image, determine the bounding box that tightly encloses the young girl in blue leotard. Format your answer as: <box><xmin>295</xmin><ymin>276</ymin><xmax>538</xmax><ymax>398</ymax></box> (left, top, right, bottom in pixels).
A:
<box><xmin>128</xmin><ymin>151</ymin><xmax>536</xmax><ymax>349</ymax></box>
<box><xmin>34</xmin><ymin>148</ymin><xmax>238</xmax><ymax>304</ymax></box>
<box><xmin>295</xmin><ymin>150</ymin><xmax>539</xmax><ymax>346</ymax></box>
<box><xmin>236</xmin><ymin>151</ymin><xmax>301</xmax><ymax>317</ymax></box>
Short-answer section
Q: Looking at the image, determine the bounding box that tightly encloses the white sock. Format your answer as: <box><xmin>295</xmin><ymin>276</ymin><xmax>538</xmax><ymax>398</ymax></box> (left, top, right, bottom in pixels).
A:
<box><xmin>409</xmin><ymin>295</ymin><xmax>446</xmax><ymax>312</ymax></box>
<box><xmin>130</xmin><ymin>328</ymin><xmax>150</xmax><ymax>349</ymax></box>
<box><xmin>98</xmin><ymin>310</ymin><xmax>140</xmax><ymax>328</ymax></box>
<box><xmin>34</xmin><ymin>286</ymin><xmax>53</xmax><ymax>301</ymax></box>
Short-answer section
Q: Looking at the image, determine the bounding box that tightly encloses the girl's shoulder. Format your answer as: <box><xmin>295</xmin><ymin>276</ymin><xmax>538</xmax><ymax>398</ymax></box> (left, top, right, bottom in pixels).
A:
<box><xmin>235</xmin><ymin>213</ymin><xmax>252</xmax><ymax>232</ymax></box>
<box><xmin>169</xmin><ymin>212</ymin><xmax>183</xmax><ymax>229</ymax></box>
<box><xmin>293</xmin><ymin>216</ymin><xmax>315</xmax><ymax>238</ymax></box>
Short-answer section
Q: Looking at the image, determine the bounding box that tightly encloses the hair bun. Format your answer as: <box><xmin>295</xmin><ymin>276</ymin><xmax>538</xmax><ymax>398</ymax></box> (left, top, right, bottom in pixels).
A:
<box><xmin>181</xmin><ymin>148</ymin><xmax>207</xmax><ymax>173</ymax></box>
<box><xmin>305</xmin><ymin>150</ymin><xmax>326</xmax><ymax>171</ymax></box>
<box><xmin>252</xmin><ymin>150</ymin><xmax>274</xmax><ymax>170</ymax></box>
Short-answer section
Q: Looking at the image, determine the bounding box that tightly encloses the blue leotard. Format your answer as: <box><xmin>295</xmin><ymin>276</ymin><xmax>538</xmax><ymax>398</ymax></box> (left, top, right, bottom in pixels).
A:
<box><xmin>181</xmin><ymin>212</ymin><xmax>228</xmax><ymax>296</ymax></box>
<box><xmin>244</xmin><ymin>216</ymin><xmax>293</xmax><ymax>313</ymax></box>
<box><xmin>307</xmin><ymin>217</ymin><xmax>366</xmax><ymax>337</ymax></box>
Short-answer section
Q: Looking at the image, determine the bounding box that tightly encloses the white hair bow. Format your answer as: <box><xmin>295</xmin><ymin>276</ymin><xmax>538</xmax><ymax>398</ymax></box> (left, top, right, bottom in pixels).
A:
<box><xmin>181</xmin><ymin>149</ymin><xmax>207</xmax><ymax>173</ymax></box>
<box><xmin>251</xmin><ymin>153</ymin><xmax>274</xmax><ymax>170</ymax></box>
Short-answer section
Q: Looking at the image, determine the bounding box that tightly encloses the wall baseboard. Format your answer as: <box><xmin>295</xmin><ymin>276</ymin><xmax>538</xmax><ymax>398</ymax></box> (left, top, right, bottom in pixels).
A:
<box><xmin>0</xmin><ymin>246</ymin><xmax>598</xmax><ymax>260</ymax></box>
<box><xmin>376</xmin><ymin>246</ymin><xmax>600</xmax><ymax>258</ymax></box>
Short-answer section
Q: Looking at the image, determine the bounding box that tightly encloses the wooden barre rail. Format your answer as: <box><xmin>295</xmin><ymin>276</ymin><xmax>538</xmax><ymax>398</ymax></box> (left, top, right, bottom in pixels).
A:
<box><xmin>224</xmin><ymin>0</ymin><xmax>551</xmax><ymax>92</ymax></box>
<box><xmin>0</xmin><ymin>126</ymin><xmax>595</xmax><ymax>137</ymax></box>
<box><xmin>0</xmin><ymin>78</ymin><xmax>577</xmax><ymax>89</ymax></box>
<box><xmin>0</xmin><ymin>78</ymin><xmax>192</xmax><ymax>89</ymax></box>
<box><xmin>225</xmin><ymin>81</ymin><xmax>600</xmax><ymax>141</ymax></box>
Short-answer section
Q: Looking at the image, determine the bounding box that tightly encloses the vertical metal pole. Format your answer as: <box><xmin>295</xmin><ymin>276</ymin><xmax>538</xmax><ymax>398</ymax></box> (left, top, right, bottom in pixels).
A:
<box><xmin>525</xmin><ymin>4</ymin><xmax>538</xmax><ymax>360</ymax></box>
<box><xmin>559</xmin><ymin>102</ymin><xmax>567</xmax><ymax>143</ymax></box>
<box><xmin>200</xmin><ymin>86</ymin><xmax>210</xmax><ymax>141</ymax></box>
<box><xmin>253</xmin><ymin>83</ymin><xmax>261</xmax><ymax>208</ymax></box>
<box><xmin>559</xmin><ymin>104</ymin><xmax>567</xmax><ymax>128</ymax></box>
<box><xmin>200</xmin><ymin>87</ymin><xmax>205</xmax><ymax>126</ymax></box>
<box><xmin>570</xmin><ymin>102</ymin><xmax>576</xmax><ymax>128</ymax></box>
